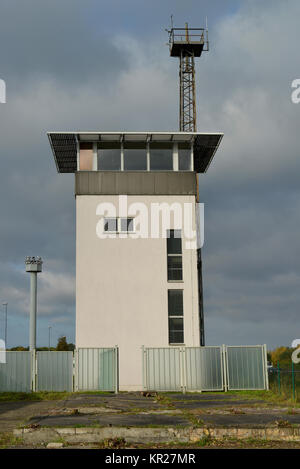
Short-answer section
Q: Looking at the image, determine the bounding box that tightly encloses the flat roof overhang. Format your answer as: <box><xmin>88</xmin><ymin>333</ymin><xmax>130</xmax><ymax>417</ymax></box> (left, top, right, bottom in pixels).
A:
<box><xmin>47</xmin><ymin>131</ymin><xmax>223</xmax><ymax>174</ymax></box>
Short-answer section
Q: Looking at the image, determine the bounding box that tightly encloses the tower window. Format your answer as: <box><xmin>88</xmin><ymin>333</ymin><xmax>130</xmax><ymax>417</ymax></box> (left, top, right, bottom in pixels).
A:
<box><xmin>168</xmin><ymin>289</ymin><xmax>184</xmax><ymax>344</ymax></box>
<box><xmin>150</xmin><ymin>143</ymin><xmax>173</xmax><ymax>170</ymax></box>
<box><xmin>124</xmin><ymin>143</ymin><xmax>147</xmax><ymax>170</ymax></box>
<box><xmin>167</xmin><ymin>229</ymin><xmax>183</xmax><ymax>281</ymax></box>
<box><xmin>103</xmin><ymin>218</ymin><xmax>134</xmax><ymax>233</ymax></box>
<box><xmin>79</xmin><ymin>142</ymin><xmax>93</xmax><ymax>171</ymax></box>
<box><xmin>98</xmin><ymin>143</ymin><xmax>121</xmax><ymax>170</ymax></box>
<box><xmin>178</xmin><ymin>143</ymin><xmax>192</xmax><ymax>170</ymax></box>
<box><xmin>120</xmin><ymin>218</ymin><xmax>134</xmax><ymax>232</ymax></box>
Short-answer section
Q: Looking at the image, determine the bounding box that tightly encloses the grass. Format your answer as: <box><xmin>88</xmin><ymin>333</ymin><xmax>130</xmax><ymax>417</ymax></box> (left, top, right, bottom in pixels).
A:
<box><xmin>0</xmin><ymin>432</ymin><xmax>23</xmax><ymax>449</ymax></box>
<box><xmin>0</xmin><ymin>390</ymin><xmax>117</xmax><ymax>402</ymax></box>
<box><xmin>0</xmin><ymin>385</ymin><xmax>298</xmax><ymax>408</ymax></box>
<box><xmin>93</xmin><ymin>436</ymin><xmax>300</xmax><ymax>449</ymax></box>
<box><xmin>0</xmin><ymin>391</ymin><xmax>72</xmax><ymax>402</ymax></box>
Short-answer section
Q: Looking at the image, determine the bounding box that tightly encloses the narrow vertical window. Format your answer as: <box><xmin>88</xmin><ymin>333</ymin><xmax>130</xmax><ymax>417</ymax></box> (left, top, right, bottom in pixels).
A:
<box><xmin>168</xmin><ymin>290</ymin><xmax>184</xmax><ymax>344</ymax></box>
<box><xmin>97</xmin><ymin>143</ymin><xmax>121</xmax><ymax>170</ymax></box>
<box><xmin>79</xmin><ymin>142</ymin><xmax>93</xmax><ymax>171</ymax></box>
<box><xmin>167</xmin><ymin>229</ymin><xmax>183</xmax><ymax>281</ymax></box>
<box><xmin>178</xmin><ymin>143</ymin><xmax>192</xmax><ymax>170</ymax></box>
<box><xmin>150</xmin><ymin>143</ymin><xmax>173</xmax><ymax>170</ymax></box>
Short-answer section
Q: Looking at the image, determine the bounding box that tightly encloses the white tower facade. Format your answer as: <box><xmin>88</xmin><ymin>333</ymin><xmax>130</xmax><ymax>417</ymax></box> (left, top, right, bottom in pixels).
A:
<box><xmin>48</xmin><ymin>131</ymin><xmax>223</xmax><ymax>390</ymax></box>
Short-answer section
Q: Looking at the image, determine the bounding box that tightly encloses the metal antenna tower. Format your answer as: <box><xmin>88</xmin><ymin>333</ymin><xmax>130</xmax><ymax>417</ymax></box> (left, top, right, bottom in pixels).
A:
<box><xmin>167</xmin><ymin>19</ymin><xmax>209</xmax><ymax>131</ymax></box>
<box><xmin>166</xmin><ymin>19</ymin><xmax>209</xmax><ymax>345</ymax></box>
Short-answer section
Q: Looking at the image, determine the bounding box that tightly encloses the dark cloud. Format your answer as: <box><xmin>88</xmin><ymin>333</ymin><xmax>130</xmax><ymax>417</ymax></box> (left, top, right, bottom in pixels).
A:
<box><xmin>0</xmin><ymin>0</ymin><xmax>129</xmax><ymax>87</ymax></box>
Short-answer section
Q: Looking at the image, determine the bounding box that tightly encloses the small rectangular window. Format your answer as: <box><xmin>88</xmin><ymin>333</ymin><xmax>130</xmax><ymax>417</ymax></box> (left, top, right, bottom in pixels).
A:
<box><xmin>104</xmin><ymin>218</ymin><xmax>134</xmax><ymax>233</ymax></box>
<box><xmin>168</xmin><ymin>290</ymin><xmax>183</xmax><ymax>316</ymax></box>
<box><xmin>167</xmin><ymin>230</ymin><xmax>183</xmax><ymax>281</ymax></box>
<box><xmin>168</xmin><ymin>290</ymin><xmax>184</xmax><ymax>344</ymax></box>
<box><xmin>178</xmin><ymin>143</ymin><xmax>191</xmax><ymax>171</ymax></box>
<box><xmin>79</xmin><ymin>142</ymin><xmax>94</xmax><ymax>171</ymax></box>
<box><xmin>124</xmin><ymin>143</ymin><xmax>147</xmax><ymax>170</ymax></box>
<box><xmin>167</xmin><ymin>229</ymin><xmax>182</xmax><ymax>254</ymax></box>
<box><xmin>104</xmin><ymin>218</ymin><xmax>118</xmax><ymax>232</ymax></box>
<box><xmin>150</xmin><ymin>143</ymin><xmax>173</xmax><ymax>170</ymax></box>
<box><xmin>120</xmin><ymin>218</ymin><xmax>134</xmax><ymax>232</ymax></box>
<box><xmin>98</xmin><ymin>143</ymin><xmax>121</xmax><ymax>170</ymax></box>
<box><xmin>167</xmin><ymin>256</ymin><xmax>183</xmax><ymax>281</ymax></box>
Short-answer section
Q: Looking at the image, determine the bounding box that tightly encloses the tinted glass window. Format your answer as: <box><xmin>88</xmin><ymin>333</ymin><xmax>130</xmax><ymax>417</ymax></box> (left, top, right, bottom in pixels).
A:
<box><xmin>150</xmin><ymin>143</ymin><xmax>173</xmax><ymax>170</ymax></box>
<box><xmin>104</xmin><ymin>218</ymin><xmax>117</xmax><ymax>232</ymax></box>
<box><xmin>167</xmin><ymin>230</ymin><xmax>182</xmax><ymax>254</ymax></box>
<box><xmin>168</xmin><ymin>318</ymin><xmax>184</xmax><ymax>344</ymax></box>
<box><xmin>167</xmin><ymin>256</ymin><xmax>183</xmax><ymax>281</ymax></box>
<box><xmin>120</xmin><ymin>218</ymin><xmax>134</xmax><ymax>232</ymax></box>
<box><xmin>124</xmin><ymin>143</ymin><xmax>147</xmax><ymax>170</ymax></box>
<box><xmin>168</xmin><ymin>290</ymin><xmax>183</xmax><ymax>316</ymax></box>
<box><xmin>178</xmin><ymin>143</ymin><xmax>191</xmax><ymax>170</ymax></box>
<box><xmin>98</xmin><ymin>143</ymin><xmax>121</xmax><ymax>170</ymax></box>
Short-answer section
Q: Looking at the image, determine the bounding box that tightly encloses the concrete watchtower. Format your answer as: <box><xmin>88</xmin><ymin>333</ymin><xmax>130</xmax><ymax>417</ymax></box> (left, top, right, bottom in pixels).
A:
<box><xmin>47</xmin><ymin>21</ymin><xmax>223</xmax><ymax>391</ymax></box>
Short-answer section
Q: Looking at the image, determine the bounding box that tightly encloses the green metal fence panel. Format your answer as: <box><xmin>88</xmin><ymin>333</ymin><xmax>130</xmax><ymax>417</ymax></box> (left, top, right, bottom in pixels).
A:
<box><xmin>0</xmin><ymin>351</ymin><xmax>31</xmax><ymax>392</ymax></box>
<box><xmin>37</xmin><ymin>351</ymin><xmax>73</xmax><ymax>392</ymax></box>
<box><xmin>144</xmin><ymin>347</ymin><xmax>182</xmax><ymax>391</ymax></box>
<box><xmin>226</xmin><ymin>346</ymin><xmax>266</xmax><ymax>390</ymax></box>
<box><xmin>185</xmin><ymin>347</ymin><xmax>224</xmax><ymax>391</ymax></box>
<box><xmin>77</xmin><ymin>348</ymin><xmax>117</xmax><ymax>392</ymax></box>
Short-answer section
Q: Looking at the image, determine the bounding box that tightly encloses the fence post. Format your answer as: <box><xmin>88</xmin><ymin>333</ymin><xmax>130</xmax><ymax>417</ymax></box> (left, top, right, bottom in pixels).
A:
<box><xmin>74</xmin><ymin>349</ymin><xmax>79</xmax><ymax>392</ymax></box>
<box><xmin>182</xmin><ymin>347</ymin><xmax>186</xmax><ymax>394</ymax></box>
<box><xmin>114</xmin><ymin>345</ymin><xmax>119</xmax><ymax>394</ymax></box>
<box><xmin>277</xmin><ymin>361</ymin><xmax>281</xmax><ymax>394</ymax></box>
<box><xmin>263</xmin><ymin>344</ymin><xmax>269</xmax><ymax>390</ymax></box>
<box><xmin>141</xmin><ymin>346</ymin><xmax>147</xmax><ymax>391</ymax></box>
<box><xmin>179</xmin><ymin>348</ymin><xmax>185</xmax><ymax>394</ymax></box>
<box><xmin>31</xmin><ymin>350</ymin><xmax>36</xmax><ymax>392</ymax></box>
<box><xmin>292</xmin><ymin>361</ymin><xmax>296</xmax><ymax>401</ymax></box>
<box><xmin>222</xmin><ymin>345</ymin><xmax>228</xmax><ymax>392</ymax></box>
<box><xmin>72</xmin><ymin>350</ymin><xmax>75</xmax><ymax>392</ymax></box>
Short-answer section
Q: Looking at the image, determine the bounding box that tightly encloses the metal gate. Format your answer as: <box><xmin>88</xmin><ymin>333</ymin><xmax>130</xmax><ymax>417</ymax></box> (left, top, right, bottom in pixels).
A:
<box><xmin>185</xmin><ymin>347</ymin><xmax>224</xmax><ymax>391</ymax></box>
<box><xmin>75</xmin><ymin>347</ymin><xmax>118</xmax><ymax>392</ymax></box>
<box><xmin>143</xmin><ymin>346</ymin><xmax>224</xmax><ymax>392</ymax></box>
<box><xmin>225</xmin><ymin>345</ymin><xmax>268</xmax><ymax>390</ymax></box>
<box><xmin>143</xmin><ymin>347</ymin><xmax>182</xmax><ymax>391</ymax></box>
<box><xmin>36</xmin><ymin>351</ymin><xmax>74</xmax><ymax>392</ymax></box>
<box><xmin>0</xmin><ymin>351</ymin><xmax>31</xmax><ymax>392</ymax></box>
<box><xmin>143</xmin><ymin>345</ymin><xmax>268</xmax><ymax>392</ymax></box>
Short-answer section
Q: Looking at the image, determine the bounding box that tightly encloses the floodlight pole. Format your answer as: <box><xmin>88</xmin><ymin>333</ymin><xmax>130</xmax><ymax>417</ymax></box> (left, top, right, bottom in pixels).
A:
<box><xmin>25</xmin><ymin>257</ymin><xmax>43</xmax><ymax>351</ymax></box>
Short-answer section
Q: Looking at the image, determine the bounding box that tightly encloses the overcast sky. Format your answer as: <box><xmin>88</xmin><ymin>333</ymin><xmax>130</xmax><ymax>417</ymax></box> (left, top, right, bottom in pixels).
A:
<box><xmin>0</xmin><ymin>0</ymin><xmax>299</xmax><ymax>349</ymax></box>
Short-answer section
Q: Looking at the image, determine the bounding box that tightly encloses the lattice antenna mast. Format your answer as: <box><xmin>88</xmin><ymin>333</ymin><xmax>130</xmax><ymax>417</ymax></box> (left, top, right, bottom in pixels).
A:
<box><xmin>166</xmin><ymin>20</ymin><xmax>209</xmax><ymax>346</ymax></box>
<box><xmin>166</xmin><ymin>21</ymin><xmax>209</xmax><ymax>131</ymax></box>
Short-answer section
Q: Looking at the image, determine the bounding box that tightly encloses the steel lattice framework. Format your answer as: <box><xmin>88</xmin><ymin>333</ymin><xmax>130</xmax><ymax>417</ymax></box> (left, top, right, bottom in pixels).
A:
<box><xmin>179</xmin><ymin>51</ymin><xmax>197</xmax><ymax>131</ymax></box>
<box><xmin>167</xmin><ymin>23</ymin><xmax>208</xmax><ymax>132</ymax></box>
<box><xmin>167</xmin><ymin>23</ymin><xmax>209</xmax><ymax>345</ymax></box>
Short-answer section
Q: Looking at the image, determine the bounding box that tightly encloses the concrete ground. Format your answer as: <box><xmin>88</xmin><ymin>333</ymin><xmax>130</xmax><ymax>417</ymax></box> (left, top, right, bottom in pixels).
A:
<box><xmin>1</xmin><ymin>392</ymin><xmax>300</xmax><ymax>447</ymax></box>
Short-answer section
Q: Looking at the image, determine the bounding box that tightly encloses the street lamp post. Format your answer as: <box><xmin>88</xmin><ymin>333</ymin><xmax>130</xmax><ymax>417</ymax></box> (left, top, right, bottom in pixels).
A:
<box><xmin>25</xmin><ymin>257</ymin><xmax>43</xmax><ymax>351</ymax></box>
<box><xmin>2</xmin><ymin>303</ymin><xmax>7</xmax><ymax>348</ymax></box>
